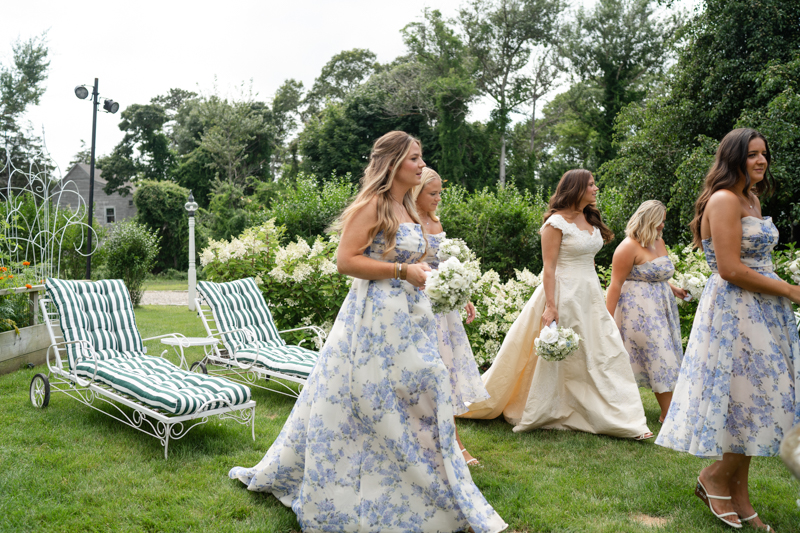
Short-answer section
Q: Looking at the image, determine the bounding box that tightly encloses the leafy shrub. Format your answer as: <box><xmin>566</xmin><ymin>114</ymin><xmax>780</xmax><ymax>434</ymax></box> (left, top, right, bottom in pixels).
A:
<box><xmin>437</xmin><ymin>183</ymin><xmax>548</xmax><ymax>281</ymax></box>
<box><xmin>255</xmin><ymin>174</ymin><xmax>356</xmax><ymax>243</ymax></box>
<box><xmin>104</xmin><ymin>222</ymin><xmax>160</xmax><ymax>306</ymax></box>
<box><xmin>201</xmin><ymin>219</ymin><xmax>350</xmax><ymax>346</ymax></box>
<box><xmin>465</xmin><ymin>268</ymin><xmax>542</xmax><ymax>369</ymax></box>
<box><xmin>0</xmin><ymin>261</ymin><xmax>41</xmax><ymax>332</ymax></box>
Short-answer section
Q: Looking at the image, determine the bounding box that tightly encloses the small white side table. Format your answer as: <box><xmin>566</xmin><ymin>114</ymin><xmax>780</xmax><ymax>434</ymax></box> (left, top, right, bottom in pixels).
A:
<box><xmin>160</xmin><ymin>336</ymin><xmax>219</xmax><ymax>370</ymax></box>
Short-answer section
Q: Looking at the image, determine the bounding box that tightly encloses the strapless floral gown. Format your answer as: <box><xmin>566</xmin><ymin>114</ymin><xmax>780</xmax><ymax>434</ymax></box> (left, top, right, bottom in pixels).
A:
<box><xmin>614</xmin><ymin>256</ymin><xmax>683</xmax><ymax>393</ymax></box>
<box><xmin>461</xmin><ymin>215</ymin><xmax>650</xmax><ymax>439</ymax></box>
<box><xmin>656</xmin><ymin>217</ymin><xmax>800</xmax><ymax>457</ymax></box>
<box><xmin>425</xmin><ymin>232</ymin><xmax>490</xmax><ymax>415</ymax></box>
<box><xmin>229</xmin><ymin>223</ymin><xmax>507</xmax><ymax>533</ymax></box>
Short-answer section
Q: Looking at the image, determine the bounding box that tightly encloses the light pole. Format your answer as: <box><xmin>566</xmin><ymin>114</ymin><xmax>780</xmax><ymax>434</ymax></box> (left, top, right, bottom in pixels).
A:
<box><xmin>184</xmin><ymin>191</ymin><xmax>199</xmax><ymax>310</ymax></box>
<box><xmin>74</xmin><ymin>79</ymin><xmax>120</xmax><ymax>279</ymax></box>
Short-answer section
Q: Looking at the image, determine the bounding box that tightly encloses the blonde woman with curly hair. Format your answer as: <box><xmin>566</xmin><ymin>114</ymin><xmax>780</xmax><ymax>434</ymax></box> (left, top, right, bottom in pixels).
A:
<box><xmin>229</xmin><ymin>131</ymin><xmax>507</xmax><ymax>533</ymax></box>
<box><xmin>606</xmin><ymin>200</ymin><xmax>687</xmax><ymax>424</ymax></box>
<box><xmin>413</xmin><ymin>167</ymin><xmax>489</xmax><ymax>467</ymax></box>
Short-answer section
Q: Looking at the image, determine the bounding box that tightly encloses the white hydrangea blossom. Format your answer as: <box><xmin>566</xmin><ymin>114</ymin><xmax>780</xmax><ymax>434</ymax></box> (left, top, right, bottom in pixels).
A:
<box><xmin>292</xmin><ymin>263</ymin><xmax>314</xmax><ymax>283</ymax></box>
<box><xmin>318</xmin><ymin>259</ymin><xmax>338</xmax><ymax>276</ymax></box>
<box><xmin>309</xmin><ymin>238</ymin><xmax>326</xmax><ymax>257</ymax></box>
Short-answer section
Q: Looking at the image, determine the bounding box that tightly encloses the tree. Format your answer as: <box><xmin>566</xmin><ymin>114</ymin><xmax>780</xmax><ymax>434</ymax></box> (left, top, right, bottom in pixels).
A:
<box><xmin>0</xmin><ymin>33</ymin><xmax>50</xmax><ymax>187</ymax></box>
<box><xmin>133</xmin><ymin>179</ymin><xmax>193</xmax><ymax>271</ymax></box>
<box><xmin>402</xmin><ymin>9</ymin><xmax>478</xmax><ymax>184</ymax></box>
<box><xmin>197</xmin><ymin>96</ymin><xmax>270</xmax><ymax>186</ymax></box>
<box><xmin>561</xmin><ymin>0</ymin><xmax>676</xmax><ymax>165</ymax></box>
<box><xmin>303</xmin><ymin>49</ymin><xmax>379</xmax><ymax>117</ymax></box>
<box><xmin>459</xmin><ymin>0</ymin><xmax>562</xmax><ymax>185</ymax></box>
<box><xmin>269</xmin><ymin>79</ymin><xmax>304</xmax><ymax>179</ymax></box>
<box><xmin>99</xmin><ymin>103</ymin><xmax>176</xmax><ymax>195</ymax></box>
<box><xmin>600</xmin><ymin>0</ymin><xmax>800</xmax><ymax>243</ymax></box>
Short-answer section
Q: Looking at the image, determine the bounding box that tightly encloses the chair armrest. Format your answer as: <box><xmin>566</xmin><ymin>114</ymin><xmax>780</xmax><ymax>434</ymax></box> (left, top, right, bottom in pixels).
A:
<box><xmin>208</xmin><ymin>328</ymin><xmax>259</xmax><ymax>370</ymax></box>
<box><xmin>58</xmin><ymin>339</ymin><xmax>100</xmax><ymax>387</ymax></box>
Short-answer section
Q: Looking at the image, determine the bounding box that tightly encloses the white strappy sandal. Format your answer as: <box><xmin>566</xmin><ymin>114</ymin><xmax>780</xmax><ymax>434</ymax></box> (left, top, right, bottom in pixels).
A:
<box><xmin>695</xmin><ymin>477</ymin><xmax>742</xmax><ymax>529</ymax></box>
<box><xmin>460</xmin><ymin>448</ymin><xmax>480</xmax><ymax>467</ymax></box>
<box><xmin>741</xmin><ymin>513</ymin><xmax>772</xmax><ymax>531</ymax></box>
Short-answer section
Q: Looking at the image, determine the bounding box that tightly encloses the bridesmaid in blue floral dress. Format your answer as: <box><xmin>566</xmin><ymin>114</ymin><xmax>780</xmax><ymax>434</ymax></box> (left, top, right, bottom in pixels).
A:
<box><xmin>414</xmin><ymin>168</ymin><xmax>490</xmax><ymax>467</ymax></box>
<box><xmin>656</xmin><ymin>129</ymin><xmax>800</xmax><ymax>531</ymax></box>
<box><xmin>229</xmin><ymin>131</ymin><xmax>507</xmax><ymax>533</ymax></box>
<box><xmin>606</xmin><ymin>200</ymin><xmax>686</xmax><ymax>423</ymax></box>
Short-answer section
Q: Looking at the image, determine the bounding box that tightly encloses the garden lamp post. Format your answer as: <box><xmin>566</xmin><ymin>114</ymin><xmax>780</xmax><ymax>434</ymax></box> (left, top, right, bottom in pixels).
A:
<box><xmin>185</xmin><ymin>191</ymin><xmax>199</xmax><ymax>310</ymax></box>
<box><xmin>74</xmin><ymin>78</ymin><xmax>120</xmax><ymax>279</ymax></box>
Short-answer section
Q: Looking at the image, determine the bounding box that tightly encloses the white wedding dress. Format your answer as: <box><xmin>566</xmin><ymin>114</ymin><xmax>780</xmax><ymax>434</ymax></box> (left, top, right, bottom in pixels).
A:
<box><xmin>461</xmin><ymin>215</ymin><xmax>651</xmax><ymax>439</ymax></box>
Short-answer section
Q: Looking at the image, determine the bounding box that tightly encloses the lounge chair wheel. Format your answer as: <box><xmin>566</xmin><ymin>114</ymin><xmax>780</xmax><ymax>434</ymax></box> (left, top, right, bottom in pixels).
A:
<box><xmin>30</xmin><ymin>373</ymin><xmax>50</xmax><ymax>408</ymax></box>
<box><xmin>190</xmin><ymin>361</ymin><xmax>207</xmax><ymax>374</ymax></box>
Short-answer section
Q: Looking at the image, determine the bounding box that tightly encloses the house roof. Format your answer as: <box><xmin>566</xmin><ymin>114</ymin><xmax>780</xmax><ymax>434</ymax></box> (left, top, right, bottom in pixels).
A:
<box><xmin>63</xmin><ymin>163</ymin><xmax>135</xmax><ymax>191</ymax></box>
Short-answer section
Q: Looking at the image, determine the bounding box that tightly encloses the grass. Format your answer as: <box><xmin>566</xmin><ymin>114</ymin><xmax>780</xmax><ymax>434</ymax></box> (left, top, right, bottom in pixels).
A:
<box><xmin>141</xmin><ymin>280</ymin><xmax>188</xmax><ymax>291</ymax></box>
<box><xmin>1</xmin><ymin>305</ymin><xmax>798</xmax><ymax>532</ymax></box>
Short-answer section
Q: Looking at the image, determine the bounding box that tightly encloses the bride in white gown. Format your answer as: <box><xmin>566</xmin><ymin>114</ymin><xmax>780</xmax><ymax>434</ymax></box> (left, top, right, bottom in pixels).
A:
<box><xmin>461</xmin><ymin>169</ymin><xmax>652</xmax><ymax>440</ymax></box>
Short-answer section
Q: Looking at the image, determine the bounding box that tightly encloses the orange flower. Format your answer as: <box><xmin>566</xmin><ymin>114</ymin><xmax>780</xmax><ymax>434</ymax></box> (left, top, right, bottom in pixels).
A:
<box><xmin>0</xmin><ymin>266</ymin><xmax>6</xmax><ymax>272</ymax></box>
<box><xmin>8</xmin><ymin>275</ymin><xmax>13</xmax><ymax>279</ymax></box>
<box><xmin>22</xmin><ymin>261</ymin><xmax>30</xmax><ymax>266</ymax></box>
<box><xmin>0</xmin><ymin>276</ymin><xmax>4</xmax><ymax>280</ymax></box>
<box><xmin>25</xmin><ymin>283</ymin><xmax>32</xmax><ymax>289</ymax></box>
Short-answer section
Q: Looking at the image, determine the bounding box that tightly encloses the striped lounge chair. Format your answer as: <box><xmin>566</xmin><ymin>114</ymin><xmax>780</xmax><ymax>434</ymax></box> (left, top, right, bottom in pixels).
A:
<box><xmin>194</xmin><ymin>278</ymin><xmax>325</xmax><ymax>398</ymax></box>
<box><xmin>28</xmin><ymin>278</ymin><xmax>256</xmax><ymax>459</ymax></box>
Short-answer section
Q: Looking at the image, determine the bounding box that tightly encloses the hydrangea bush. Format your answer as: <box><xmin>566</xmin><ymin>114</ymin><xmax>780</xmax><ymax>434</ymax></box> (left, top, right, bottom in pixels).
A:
<box><xmin>465</xmin><ymin>268</ymin><xmax>542</xmax><ymax>369</ymax></box>
<box><xmin>201</xmin><ymin>219</ymin><xmax>350</xmax><ymax>347</ymax></box>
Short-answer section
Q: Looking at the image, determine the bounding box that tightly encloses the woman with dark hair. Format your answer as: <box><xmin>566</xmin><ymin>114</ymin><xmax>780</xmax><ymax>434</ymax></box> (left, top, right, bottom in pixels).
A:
<box><xmin>462</xmin><ymin>169</ymin><xmax>652</xmax><ymax>440</ymax></box>
<box><xmin>229</xmin><ymin>131</ymin><xmax>507</xmax><ymax>533</ymax></box>
<box><xmin>656</xmin><ymin>128</ymin><xmax>800</xmax><ymax>531</ymax></box>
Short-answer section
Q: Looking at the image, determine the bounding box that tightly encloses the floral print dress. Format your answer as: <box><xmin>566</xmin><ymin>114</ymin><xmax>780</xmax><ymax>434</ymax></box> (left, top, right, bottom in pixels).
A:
<box><xmin>656</xmin><ymin>217</ymin><xmax>800</xmax><ymax>457</ymax></box>
<box><xmin>425</xmin><ymin>232</ymin><xmax>490</xmax><ymax>415</ymax></box>
<box><xmin>229</xmin><ymin>223</ymin><xmax>507</xmax><ymax>533</ymax></box>
<box><xmin>614</xmin><ymin>256</ymin><xmax>683</xmax><ymax>393</ymax></box>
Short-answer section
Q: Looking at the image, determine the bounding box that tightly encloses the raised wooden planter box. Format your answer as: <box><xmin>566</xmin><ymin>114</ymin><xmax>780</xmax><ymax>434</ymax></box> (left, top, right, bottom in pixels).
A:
<box><xmin>0</xmin><ymin>285</ymin><xmax>61</xmax><ymax>375</ymax></box>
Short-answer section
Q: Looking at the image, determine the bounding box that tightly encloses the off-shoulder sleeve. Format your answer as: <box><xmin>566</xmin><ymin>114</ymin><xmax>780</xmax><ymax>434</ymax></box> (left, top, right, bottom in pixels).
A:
<box><xmin>540</xmin><ymin>214</ymin><xmax>573</xmax><ymax>235</ymax></box>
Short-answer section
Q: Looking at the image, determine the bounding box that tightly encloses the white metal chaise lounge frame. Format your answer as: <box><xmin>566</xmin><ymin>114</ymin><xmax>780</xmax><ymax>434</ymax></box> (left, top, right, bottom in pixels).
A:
<box><xmin>193</xmin><ymin>278</ymin><xmax>326</xmax><ymax>398</ymax></box>
<box><xmin>28</xmin><ymin>280</ymin><xmax>257</xmax><ymax>459</ymax></box>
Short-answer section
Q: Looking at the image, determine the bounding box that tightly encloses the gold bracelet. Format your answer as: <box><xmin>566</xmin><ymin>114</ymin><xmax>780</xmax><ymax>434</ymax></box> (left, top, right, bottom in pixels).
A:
<box><xmin>394</xmin><ymin>263</ymin><xmax>399</xmax><ymax>279</ymax></box>
<box><xmin>399</xmin><ymin>263</ymin><xmax>408</xmax><ymax>281</ymax></box>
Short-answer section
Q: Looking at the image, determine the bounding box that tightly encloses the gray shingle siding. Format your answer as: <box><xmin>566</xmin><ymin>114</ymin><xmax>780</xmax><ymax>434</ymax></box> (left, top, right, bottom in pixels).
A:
<box><xmin>55</xmin><ymin>164</ymin><xmax>137</xmax><ymax>226</ymax></box>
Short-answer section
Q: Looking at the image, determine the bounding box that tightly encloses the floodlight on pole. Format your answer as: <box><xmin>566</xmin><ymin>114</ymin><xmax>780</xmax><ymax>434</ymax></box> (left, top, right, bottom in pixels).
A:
<box><xmin>74</xmin><ymin>78</ymin><xmax>120</xmax><ymax>279</ymax></box>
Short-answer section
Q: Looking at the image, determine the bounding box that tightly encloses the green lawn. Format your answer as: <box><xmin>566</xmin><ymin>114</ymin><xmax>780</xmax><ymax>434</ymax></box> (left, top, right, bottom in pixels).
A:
<box><xmin>1</xmin><ymin>305</ymin><xmax>797</xmax><ymax>532</ymax></box>
<box><xmin>142</xmin><ymin>280</ymin><xmax>189</xmax><ymax>291</ymax></box>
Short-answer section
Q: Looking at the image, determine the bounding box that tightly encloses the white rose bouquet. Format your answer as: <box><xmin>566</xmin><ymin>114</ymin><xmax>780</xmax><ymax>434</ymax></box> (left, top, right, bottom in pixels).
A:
<box><xmin>437</xmin><ymin>237</ymin><xmax>477</xmax><ymax>264</ymax></box>
<box><xmin>534</xmin><ymin>321</ymin><xmax>581</xmax><ymax>362</ymax></box>
<box><xmin>425</xmin><ymin>255</ymin><xmax>481</xmax><ymax>315</ymax></box>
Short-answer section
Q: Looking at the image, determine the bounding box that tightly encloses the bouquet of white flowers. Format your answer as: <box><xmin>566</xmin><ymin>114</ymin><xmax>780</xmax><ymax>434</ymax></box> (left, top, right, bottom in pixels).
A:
<box><xmin>673</xmin><ymin>271</ymin><xmax>708</xmax><ymax>302</ymax></box>
<box><xmin>534</xmin><ymin>321</ymin><xmax>581</xmax><ymax>362</ymax></box>
<box><xmin>437</xmin><ymin>237</ymin><xmax>477</xmax><ymax>264</ymax></box>
<box><xmin>425</xmin><ymin>239</ymin><xmax>481</xmax><ymax>315</ymax></box>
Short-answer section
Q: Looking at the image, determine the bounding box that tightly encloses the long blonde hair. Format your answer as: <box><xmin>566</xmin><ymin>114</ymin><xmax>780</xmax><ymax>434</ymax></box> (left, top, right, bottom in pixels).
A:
<box><xmin>625</xmin><ymin>200</ymin><xmax>666</xmax><ymax>248</ymax></box>
<box><xmin>332</xmin><ymin>131</ymin><xmax>424</xmax><ymax>256</ymax></box>
<box><xmin>412</xmin><ymin>168</ymin><xmax>442</xmax><ymax>223</ymax></box>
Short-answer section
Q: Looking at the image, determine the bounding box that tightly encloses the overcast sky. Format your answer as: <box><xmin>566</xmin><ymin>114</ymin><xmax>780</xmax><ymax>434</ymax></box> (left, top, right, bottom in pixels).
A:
<box><xmin>7</xmin><ymin>0</ymin><xmax>693</xmax><ymax>175</ymax></box>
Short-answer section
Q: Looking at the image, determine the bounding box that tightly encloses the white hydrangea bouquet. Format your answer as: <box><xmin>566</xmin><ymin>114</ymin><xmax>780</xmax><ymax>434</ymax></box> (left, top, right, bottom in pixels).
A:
<box><xmin>424</xmin><ymin>238</ymin><xmax>481</xmax><ymax>315</ymax></box>
<box><xmin>534</xmin><ymin>321</ymin><xmax>581</xmax><ymax>362</ymax></box>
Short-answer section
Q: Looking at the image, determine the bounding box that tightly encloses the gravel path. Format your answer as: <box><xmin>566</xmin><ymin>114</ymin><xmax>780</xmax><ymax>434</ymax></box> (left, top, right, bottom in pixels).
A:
<box><xmin>141</xmin><ymin>290</ymin><xmax>189</xmax><ymax>306</ymax></box>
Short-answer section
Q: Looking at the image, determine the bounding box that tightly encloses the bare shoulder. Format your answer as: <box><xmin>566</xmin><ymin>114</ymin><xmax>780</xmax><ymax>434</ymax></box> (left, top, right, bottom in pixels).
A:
<box><xmin>613</xmin><ymin>237</ymin><xmax>639</xmax><ymax>260</ymax></box>
<box><xmin>706</xmin><ymin>189</ymin><xmax>741</xmax><ymax>212</ymax></box>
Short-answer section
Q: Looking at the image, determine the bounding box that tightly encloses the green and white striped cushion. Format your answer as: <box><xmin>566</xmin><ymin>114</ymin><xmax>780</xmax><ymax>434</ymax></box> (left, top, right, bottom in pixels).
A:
<box><xmin>233</xmin><ymin>340</ymin><xmax>318</xmax><ymax>379</ymax></box>
<box><xmin>74</xmin><ymin>353</ymin><xmax>251</xmax><ymax>415</ymax></box>
<box><xmin>197</xmin><ymin>278</ymin><xmax>284</xmax><ymax>354</ymax></box>
<box><xmin>46</xmin><ymin>278</ymin><xmax>143</xmax><ymax>369</ymax></box>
